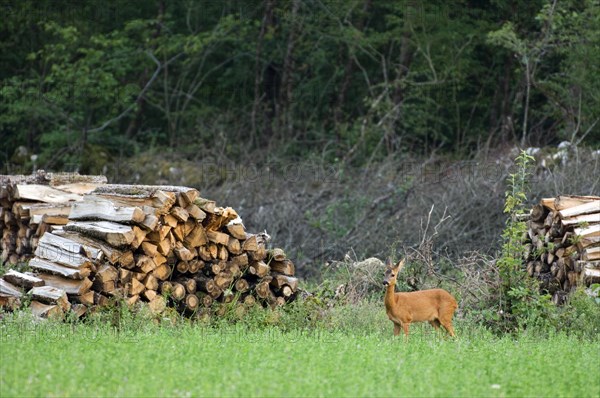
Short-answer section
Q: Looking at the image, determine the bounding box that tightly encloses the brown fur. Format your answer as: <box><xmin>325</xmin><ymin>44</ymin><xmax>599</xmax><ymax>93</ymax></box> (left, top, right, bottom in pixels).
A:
<box><xmin>383</xmin><ymin>259</ymin><xmax>458</xmax><ymax>338</ymax></box>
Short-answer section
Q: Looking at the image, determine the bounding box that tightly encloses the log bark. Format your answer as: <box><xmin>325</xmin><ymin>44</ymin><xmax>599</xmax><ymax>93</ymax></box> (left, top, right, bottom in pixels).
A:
<box><xmin>29</xmin><ymin>257</ymin><xmax>91</xmax><ymax>279</ymax></box>
<box><xmin>29</xmin><ymin>286</ymin><xmax>70</xmax><ymax>311</ymax></box>
<box><xmin>3</xmin><ymin>270</ymin><xmax>44</xmax><ymax>289</ymax></box>
<box><xmin>64</xmin><ymin>221</ymin><xmax>135</xmax><ymax>247</ymax></box>
<box><xmin>69</xmin><ymin>198</ymin><xmax>145</xmax><ymax>223</ymax></box>
<box><xmin>0</xmin><ymin>278</ymin><xmax>23</xmax><ymax>297</ymax></box>
<box><xmin>39</xmin><ymin>273</ymin><xmax>92</xmax><ymax>295</ymax></box>
<box><xmin>30</xmin><ymin>300</ymin><xmax>63</xmax><ymax>319</ymax></box>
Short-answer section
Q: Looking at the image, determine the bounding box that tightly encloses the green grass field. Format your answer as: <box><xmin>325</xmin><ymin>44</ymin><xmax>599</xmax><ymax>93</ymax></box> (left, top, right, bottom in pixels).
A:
<box><xmin>1</xmin><ymin>307</ymin><xmax>599</xmax><ymax>398</ymax></box>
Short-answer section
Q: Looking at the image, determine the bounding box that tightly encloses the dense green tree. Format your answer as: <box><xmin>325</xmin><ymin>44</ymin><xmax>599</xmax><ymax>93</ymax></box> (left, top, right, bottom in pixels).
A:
<box><xmin>1</xmin><ymin>0</ymin><xmax>597</xmax><ymax>174</ymax></box>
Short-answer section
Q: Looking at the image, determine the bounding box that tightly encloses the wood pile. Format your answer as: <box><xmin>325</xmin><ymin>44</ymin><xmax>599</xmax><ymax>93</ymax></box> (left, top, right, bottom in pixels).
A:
<box><xmin>523</xmin><ymin>195</ymin><xmax>600</xmax><ymax>304</ymax></box>
<box><xmin>0</xmin><ymin>182</ymin><xmax>299</xmax><ymax>319</ymax></box>
<box><xmin>1</xmin><ymin>171</ymin><xmax>107</xmax><ymax>264</ymax></box>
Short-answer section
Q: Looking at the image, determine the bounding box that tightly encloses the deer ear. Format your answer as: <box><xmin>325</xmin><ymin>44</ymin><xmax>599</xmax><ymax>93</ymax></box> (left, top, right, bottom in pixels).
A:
<box><xmin>395</xmin><ymin>258</ymin><xmax>406</xmax><ymax>270</ymax></box>
<box><xmin>386</xmin><ymin>257</ymin><xmax>393</xmax><ymax>267</ymax></box>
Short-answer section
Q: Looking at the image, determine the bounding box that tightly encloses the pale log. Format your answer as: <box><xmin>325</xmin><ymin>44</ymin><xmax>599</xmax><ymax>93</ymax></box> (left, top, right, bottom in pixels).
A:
<box><xmin>235</xmin><ymin>278</ymin><xmax>249</xmax><ymax>293</ymax></box>
<box><xmin>69</xmin><ymin>198</ymin><xmax>145</xmax><ymax>223</ymax></box>
<box><xmin>71</xmin><ymin>303</ymin><xmax>87</xmax><ymax>318</ymax></box>
<box><xmin>174</xmin><ymin>245</ymin><xmax>195</xmax><ymax>261</ymax></box>
<box><xmin>172</xmin><ymin>224</ymin><xmax>186</xmax><ymax>241</ymax></box>
<box><xmin>55</xmin><ymin>231</ymin><xmax>116</xmax><ymax>263</ymax></box>
<box><xmin>3</xmin><ymin>270</ymin><xmax>44</xmax><ymax>289</ymax></box>
<box><xmin>248</xmin><ymin>261</ymin><xmax>270</xmax><ymax>278</ymax></box>
<box><xmin>0</xmin><ymin>279</ymin><xmax>23</xmax><ymax>297</ymax></box>
<box><xmin>40</xmin><ymin>273</ymin><xmax>92</xmax><ymax>295</ymax></box>
<box><xmin>195</xmin><ymin>198</ymin><xmax>216</xmax><ymax>213</ymax></box>
<box><xmin>270</xmin><ymin>259</ymin><xmax>295</xmax><ymax>276</ymax></box>
<box><xmin>170</xmin><ymin>206</ymin><xmax>189</xmax><ymax>222</ymax></box>
<box><xmin>206</xmin><ymin>230</ymin><xmax>230</xmax><ymax>245</ymax></box>
<box><xmin>141</xmin><ymin>214</ymin><xmax>159</xmax><ymax>231</ymax></box>
<box><xmin>577</xmin><ymin>236</ymin><xmax>600</xmax><ymax>250</ymax></box>
<box><xmin>270</xmin><ymin>274</ymin><xmax>299</xmax><ymax>291</ymax></box>
<box><xmin>171</xmin><ymin>282</ymin><xmax>186</xmax><ymax>301</ymax></box>
<box><xmin>144</xmin><ymin>274</ymin><xmax>159</xmax><ymax>291</ymax></box>
<box><xmin>188</xmin><ymin>259</ymin><xmax>204</xmax><ymax>274</ymax></box>
<box><xmin>242</xmin><ymin>235</ymin><xmax>258</xmax><ymax>251</ymax></box>
<box><xmin>70</xmin><ymin>291</ymin><xmax>94</xmax><ymax>306</ymax></box>
<box><xmin>268</xmin><ymin>248</ymin><xmax>286</xmax><ymax>261</ymax></box>
<box><xmin>248</xmin><ymin>245</ymin><xmax>267</xmax><ymax>262</ymax></box>
<box><xmin>11</xmin><ymin>184</ymin><xmax>82</xmax><ymax>203</ymax></box>
<box><xmin>35</xmin><ymin>241</ymin><xmax>94</xmax><ymax>270</ymax></box>
<box><xmin>30</xmin><ymin>300</ymin><xmax>63</xmax><ymax>319</ymax></box>
<box><xmin>151</xmin><ymin>263</ymin><xmax>172</xmax><ymax>281</ymax></box>
<box><xmin>558</xmin><ymin>199</ymin><xmax>600</xmax><ymax>218</ymax></box>
<box><xmin>39</xmin><ymin>232</ymin><xmax>104</xmax><ymax>261</ymax></box>
<box><xmin>554</xmin><ymin>195</ymin><xmax>600</xmax><ymax>211</ymax></box>
<box><xmin>136</xmin><ymin>255</ymin><xmax>158</xmax><ymax>274</ymax></box>
<box><xmin>129</xmin><ymin>278</ymin><xmax>146</xmax><ymax>296</ymax></box>
<box><xmin>218</xmin><ymin>245</ymin><xmax>229</xmax><ymax>261</ymax></box>
<box><xmin>29</xmin><ymin>286</ymin><xmax>70</xmax><ymax>311</ymax></box>
<box><xmin>64</xmin><ymin>221</ymin><xmax>134</xmax><ymax>247</ymax></box>
<box><xmin>574</xmin><ymin>224</ymin><xmax>600</xmax><ymax>238</ymax></box>
<box><xmin>176</xmin><ymin>261</ymin><xmax>189</xmax><ymax>274</ymax></box>
<box><xmin>130</xmin><ymin>226</ymin><xmax>148</xmax><ymax>249</ymax></box>
<box><xmin>227</xmin><ymin>237</ymin><xmax>242</xmax><ymax>255</ymax></box>
<box><xmin>185</xmin><ymin>204</ymin><xmax>206</xmax><ymax>221</ymax></box>
<box><xmin>226</xmin><ymin>223</ymin><xmax>246</xmax><ymax>240</ymax></box>
<box><xmin>561</xmin><ymin>213</ymin><xmax>600</xmax><ymax>227</ymax></box>
<box><xmin>583</xmin><ymin>247</ymin><xmax>600</xmax><ymax>261</ymax></box>
<box><xmin>184</xmin><ymin>294</ymin><xmax>199</xmax><ymax>312</ymax></box>
<box><xmin>29</xmin><ymin>257</ymin><xmax>91</xmax><ymax>279</ymax></box>
<box><xmin>143</xmin><ymin>289</ymin><xmax>157</xmax><ymax>301</ymax></box>
<box><xmin>141</xmin><ymin>241</ymin><xmax>158</xmax><ymax>257</ymax></box>
<box><xmin>184</xmin><ymin>224</ymin><xmax>208</xmax><ymax>247</ymax></box>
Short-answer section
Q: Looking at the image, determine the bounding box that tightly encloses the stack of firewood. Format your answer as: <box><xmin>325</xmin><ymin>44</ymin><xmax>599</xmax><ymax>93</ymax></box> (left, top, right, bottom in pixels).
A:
<box><xmin>0</xmin><ymin>183</ymin><xmax>298</xmax><ymax>319</ymax></box>
<box><xmin>0</xmin><ymin>171</ymin><xmax>107</xmax><ymax>264</ymax></box>
<box><xmin>523</xmin><ymin>195</ymin><xmax>600</xmax><ymax>304</ymax></box>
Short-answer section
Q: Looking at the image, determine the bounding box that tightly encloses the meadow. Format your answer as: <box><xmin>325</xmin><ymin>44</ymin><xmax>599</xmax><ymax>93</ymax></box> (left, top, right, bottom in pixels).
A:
<box><xmin>1</xmin><ymin>302</ymin><xmax>599</xmax><ymax>398</ymax></box>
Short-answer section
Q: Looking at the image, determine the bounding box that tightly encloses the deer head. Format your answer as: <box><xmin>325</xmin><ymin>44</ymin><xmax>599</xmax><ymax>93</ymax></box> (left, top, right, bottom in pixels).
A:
<box><xmin>383</xmin><ymin>258</ymin><xmax>406</xmax><ymax>287</ymax></box>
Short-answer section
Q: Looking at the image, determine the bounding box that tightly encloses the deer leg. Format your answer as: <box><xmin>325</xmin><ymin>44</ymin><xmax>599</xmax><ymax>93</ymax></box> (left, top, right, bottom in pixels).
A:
<box><xmin>402</xmin><ymin>322</ymin><xmax>410</xmax><ymax>340</ymax></box>
<box><xmin>439</xmin><ymin>317</ymin><xmax>456</xmax><ymax>337</ymax></box>
<box><xmin>429</xmin><ymin>319</ymin><xmax>441</xmax><ymax>330</ymax></box>
<box><xmin>393</xmin><ymin>323</ymin><xmax>401</xmax><ymax>336</ymax></box>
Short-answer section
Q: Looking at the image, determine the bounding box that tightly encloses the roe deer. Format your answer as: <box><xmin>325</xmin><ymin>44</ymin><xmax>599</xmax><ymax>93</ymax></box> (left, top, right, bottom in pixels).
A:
<box><xmin>383</xmin><ymin>258</ymin><xmax>458</xmax><ymax>338</ymax></box>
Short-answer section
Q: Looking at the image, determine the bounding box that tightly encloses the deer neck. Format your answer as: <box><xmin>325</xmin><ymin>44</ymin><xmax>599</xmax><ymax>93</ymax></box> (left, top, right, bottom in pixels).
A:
<box><xmin>384</xmin><ymin>282</ymin><xmax>397</xmax><ymax>310</ymax></box>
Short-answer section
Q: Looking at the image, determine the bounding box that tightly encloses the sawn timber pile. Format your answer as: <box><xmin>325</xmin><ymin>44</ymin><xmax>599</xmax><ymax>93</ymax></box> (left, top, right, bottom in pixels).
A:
<box><xmin>523</xmin><ymin>195</ymin><xmax>600</xmax><ymax>304</ymax></box>
<box><xmin>0</xmin><ymin>183</ymin><xmax>298</xmax><ymax>319</ymax></box>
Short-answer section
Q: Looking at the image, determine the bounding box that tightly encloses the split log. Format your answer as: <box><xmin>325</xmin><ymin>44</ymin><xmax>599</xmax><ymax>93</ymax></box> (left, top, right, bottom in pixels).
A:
<box><xmin>226</xmin><ymin>223</ymin><xmax>246</xmax><ymax>240</ymax></box>
<box><xmin>64</xmin><ymin>221</ymin><xmax>135</xmax><ymax>247</ymax></box>
<box><xmin>3</xmin><ymin>270</ymin><xmax>44</xmax><ymax>289</ymax></box>
<box><xmin>29</xmin><ymin>286</ymin><xmax>70</xmax><ymax>312</ymax></box>
<box><xmin>30</xmin><ymin>301</ymin><xmax>63</xmax><ymax>319</ymax></box>
<box><xmin>10</xmin><ymin>184</ymin><xmax>82</xmax><ymax>203</ymax></box>
<box><xmin>559</xmin><ymin>200</ymin><xmax>600</xmax><ymax>218</ymax></box>
<box><xmin>270</xmin><ymin>259</ymin><xmax>295</xmax><ymax>276</ymax></box>
<box><xmin>71</xmin><ymin>291</ymin><xmax>95</xmax><ymax>306</ymax></box>
<box><xmin>39</xmin><ymin>273</ymin><xmax>92</xmax><ymax>295</ymax></box>
<box><xmin>69</xmin><ymin>198</ymin><xmax>145</xmax><ymax>223</ymax></box>
<box><xmin>29</xmin><ymin>257</ymin><xmax>91</xmax><ymax>279</ymax></box>
<box><xmin>0</xmin><ymin>279</ymin><xmax>23</xmax><ymax>297</ymax></box>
